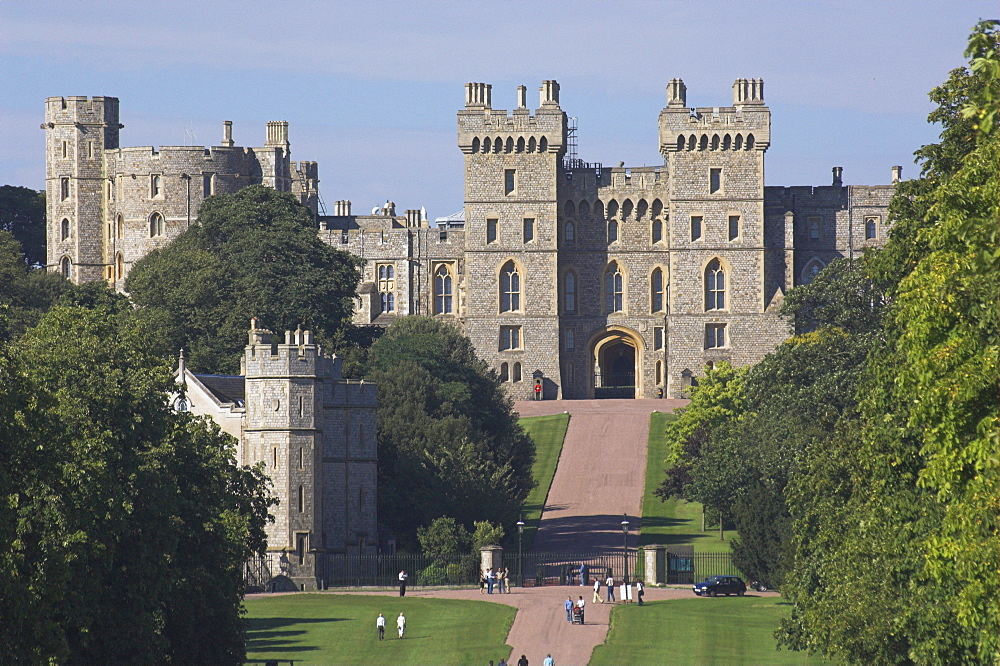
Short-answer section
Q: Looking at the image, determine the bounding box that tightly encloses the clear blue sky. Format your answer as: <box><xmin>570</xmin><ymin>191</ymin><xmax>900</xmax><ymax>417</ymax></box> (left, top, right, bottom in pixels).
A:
<box><xmin>1</xmin><ymin>1</ymin><xmax>992</xmax><ymax>220</ymax></box>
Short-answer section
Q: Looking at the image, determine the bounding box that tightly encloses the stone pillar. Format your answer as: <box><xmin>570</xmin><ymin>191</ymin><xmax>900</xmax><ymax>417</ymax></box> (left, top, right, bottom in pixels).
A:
<box><xmin>644</xmin><ymin>545</ymin><xmax>666</xmax><ymax>585</ymax></box>
<box><xmin>480</xmin><ymin>545</ymin><xmax>503</xmax><ymax>574</ymax></box>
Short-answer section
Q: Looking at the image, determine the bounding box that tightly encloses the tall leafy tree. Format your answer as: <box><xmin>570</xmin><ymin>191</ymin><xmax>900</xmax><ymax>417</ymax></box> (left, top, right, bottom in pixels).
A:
<box><xmin>366</xmin><ymin>316</ymin><xmax>535</xmax><ymax>548</ymax></box>
<box><xmin>126</xmin><ymin>185</ymin><xmax>361</xmax><ymax>374</ymax></box>
<box><xmin>0</xmin><ymin>185</ymin><xmax>46</xmax><ymax>267</ymax></box>
<box><xmin>0</xmin><ymin>288</ymin><xmax>274</xmax><ymax>664</ymax></box>
<box><xmin>0</xmin><ymin>230</ymin><xmax>71</xmax><ymax>342</ymax></box>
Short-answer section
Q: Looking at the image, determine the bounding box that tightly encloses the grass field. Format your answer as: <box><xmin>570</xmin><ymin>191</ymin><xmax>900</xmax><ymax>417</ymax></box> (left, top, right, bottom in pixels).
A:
<box><xmin>244</xmin><ymin>594</ymin><xmax>515</xmax><ymax>665</ymax></box>
<box><xmin>639</xmin><ymin>411</ymin><xmax>735</xmax><ymax>554</ymax></box>
<box><xmin>590</xmin><ymin>596</ymin><xmax>831</xmax><ymax>665</ymax></box>
<box><xmin>518</xmin><ymin>413</ymin><xmax>570</xmax><ymax>550</ymax></box>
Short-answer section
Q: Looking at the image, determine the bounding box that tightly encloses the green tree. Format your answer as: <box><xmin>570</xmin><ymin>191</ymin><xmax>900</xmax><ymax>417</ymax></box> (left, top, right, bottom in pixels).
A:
<box><xmin>367</xmin><ymin>316</ymin><xmax>535</xmax><ymax>548</ymax></box>
<box><xmin>126</xmin><ymin>185</ymin><xmax>361</xmax><ymax>374</ymax></box>
<box><xmin>0</xmin><ymin>290</ymin><xmax>274</xmax><ymax>664</ymax></box>
<box><xmin>471</xmin><ymin>521</ymin><xmax>505</xmax><ymax>550</ymax></box>
<box><xmin>0</xmin><ymin>230</ymin><xmax>71</xmax><ymax>342</ymax></box>
<box><xmin>417</xmin><ymin>517</ymin><xmax>471</xmax><ymax>559</ymax></box>
<box><xmin>0</xmin><ymin>185</ymin><xmax>46</xmax><ymax>267</ymax></box>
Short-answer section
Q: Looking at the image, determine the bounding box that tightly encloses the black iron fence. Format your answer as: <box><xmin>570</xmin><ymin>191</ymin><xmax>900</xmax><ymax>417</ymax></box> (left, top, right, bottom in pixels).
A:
<box><xmin>316</xmin><ymin>552</ymin><xmax>479</xmax><ymax>588</ymax></box>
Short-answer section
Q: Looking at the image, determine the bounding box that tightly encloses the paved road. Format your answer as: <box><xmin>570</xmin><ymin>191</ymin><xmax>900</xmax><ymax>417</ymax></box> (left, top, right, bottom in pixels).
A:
<box><xmin>515</xmin><ymin>399</ymin><xmax>687</xmax><ymax>553</ymax></box>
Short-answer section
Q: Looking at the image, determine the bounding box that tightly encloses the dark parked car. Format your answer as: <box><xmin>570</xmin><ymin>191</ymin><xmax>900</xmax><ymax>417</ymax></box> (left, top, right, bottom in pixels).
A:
<box><xmin>692</xmin><ymin>575</ymin><xmax>746</xmax><ymax>597</ymax></box>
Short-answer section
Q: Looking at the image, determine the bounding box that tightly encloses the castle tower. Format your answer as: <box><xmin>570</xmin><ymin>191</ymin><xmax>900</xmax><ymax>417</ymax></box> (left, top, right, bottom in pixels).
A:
<box><xmin>457</xmin><ymin>81</ymin><xmax>567</xmax><ymax>398</ymax></box>
<box><xmin>42</xmin><ymin>96</ymin><xmax>121</xmax><ymax>283</ymax></box>
<box><xmin>242</xmin><ymin>320</ymin><xmax>377</xmax><ymax>589</ymax></box>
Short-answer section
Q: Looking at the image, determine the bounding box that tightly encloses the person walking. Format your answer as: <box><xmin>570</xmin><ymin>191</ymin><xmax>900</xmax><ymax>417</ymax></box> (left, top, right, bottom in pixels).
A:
<box><xmin>579</xmin><ymin>563</ymin><xmax>588</xmax><ymax>586</ymax></box>
<box><xmin>564</xmin><ymin>597</ymin><xmax>574</xmax><ymax>623</ymax></box>
<box><xmin>396</xmin><ymin>612</ymin><xmax>406</xmax><ymax>638</ymax></box>
<box><xmin>517</xmin><ymin>656</ymin><xmax>528</xmax><ymax>666</ymax></box>
<box><xmin>487</xmin><ymin>568</ymin><xmax>496</xmax><ymax>594</ymax></box>
<box><xmin>480</xmin><ymin>570</ymin><xmax>487</xmax><ymax>594</ymax></box>
<box><xmin>593</xmin><ymin>577</ymin><xmax>602</xmax><ymax>604</ymax></box>
<box><xmin>498</xmin><ymin>658</ymin><xmax>508</xmax><ymax>666</ymax></box>
<box><xmin>576</xmin><ymin>595</ymin><xmax>586</xmax><ymax>624</ymax></box>
<box><xmin>543</xmin><ymin>654</ymin><xmax>554</xmax><ymax>666</ymax></box>
<box><xmin>398</xmin><ymin>570</ymin><xmax>408</xmax><ymax>597</ymax></box>
<box><xmin>376</xmin><ymin>613</ymin><xmax>385</xmax><ymax>641</ymax></box>
<box><xmin>636</xmin><ymin>579</ymin><xmax>645</xmax><ymax>606</ymax></box>
<box><xmin>606</xmin><ymin>574</ymin><xmax>616</xmax><ymax>602</ymax></box>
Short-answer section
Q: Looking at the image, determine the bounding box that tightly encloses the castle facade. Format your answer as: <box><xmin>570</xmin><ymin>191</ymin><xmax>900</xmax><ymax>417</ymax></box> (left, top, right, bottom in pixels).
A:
<box><xmin>44</xmin><ymin>78</ymin><xmax>896</xmax><ymax>401</ymax></box>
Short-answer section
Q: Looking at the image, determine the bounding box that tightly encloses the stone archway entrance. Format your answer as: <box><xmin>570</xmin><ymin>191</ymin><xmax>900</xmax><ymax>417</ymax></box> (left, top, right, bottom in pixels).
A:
<box><xmin>591</xmin><ymin>329</ymin><xmax>642</xmax><ymax>399</ymax></box>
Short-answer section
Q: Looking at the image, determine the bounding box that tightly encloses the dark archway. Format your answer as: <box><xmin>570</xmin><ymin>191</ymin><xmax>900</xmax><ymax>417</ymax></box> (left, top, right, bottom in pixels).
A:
<box><xmin>594</xmin><ymin>334</ymin><xmax>638</xmax><ymax>398</ymax></box>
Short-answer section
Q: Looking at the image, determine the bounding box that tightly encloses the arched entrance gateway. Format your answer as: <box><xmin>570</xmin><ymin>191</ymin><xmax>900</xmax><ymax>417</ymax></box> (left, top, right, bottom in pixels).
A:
<box><xmin>590</xmin><ymin>328</ymin><xmax>644</xmax><ymax>399</ymax></box>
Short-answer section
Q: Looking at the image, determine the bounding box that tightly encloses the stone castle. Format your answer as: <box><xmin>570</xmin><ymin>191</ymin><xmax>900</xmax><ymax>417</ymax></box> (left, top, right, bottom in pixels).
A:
<box><xmin>44</xmin><ymin>78</ymin><xmax>896</xmax><ymax>402</ymax></box>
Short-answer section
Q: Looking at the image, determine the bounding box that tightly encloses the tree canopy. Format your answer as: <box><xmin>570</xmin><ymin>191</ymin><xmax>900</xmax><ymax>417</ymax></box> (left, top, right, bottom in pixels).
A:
<box><xmin>0</xmin><ymin>288</ymin><xmax>274</xmax><ymax>664</ymax></box>
<box><xmin>0</xmin><ymin>185</ymin><xmax>46</xmax><ymax>267</ymax></box>
<box><xmin>365</xmin><ymin>316</ymin><xmax>535</xmax><ymax>549</ymax></box>
<box><xmin>0</xmin><ymin>230</ymin><xmax>71</xmax><ymax>342</ymax></box>
<box><xmin>126</xmin><ymin>185</ymin><xmax>361</xmax><ymax>374</ymax></box>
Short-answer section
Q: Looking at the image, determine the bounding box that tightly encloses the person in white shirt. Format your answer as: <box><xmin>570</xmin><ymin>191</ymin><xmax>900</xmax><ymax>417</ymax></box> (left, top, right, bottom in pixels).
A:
<box><xmin>398</xmin><ymin>570</ymin><xmax>408</xmax><ymax>597</ymax></box>
<box><xmin>376</xmin><ymin>613</ymin><xmax>385</xmax><ymax>640</ymax></box>
<box><xmin>397</xmin><ymin>612</ymin><xmax>406</xmax><ymax>638</ymax></box>
<box><xmin>575</xmin><ymin>595</ymin><xmax>586</xmax><ymax>623</ymax></box>
<box><xmin>605</xmin><ymin>575</ymin><xmax>616</xmax><ymax>602</ymax></box>
<box><xmin>593</xmin><ymin>577</ymin><xmax>602</xmax><ymax>604</ymax></box>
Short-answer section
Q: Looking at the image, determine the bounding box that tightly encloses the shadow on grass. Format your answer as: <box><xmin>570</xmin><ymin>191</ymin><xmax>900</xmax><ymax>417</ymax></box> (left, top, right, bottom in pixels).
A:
<box><xmin>246</xmin><ymin>617</ymin><xmax>346</xmax><ymax>655</ymax></box>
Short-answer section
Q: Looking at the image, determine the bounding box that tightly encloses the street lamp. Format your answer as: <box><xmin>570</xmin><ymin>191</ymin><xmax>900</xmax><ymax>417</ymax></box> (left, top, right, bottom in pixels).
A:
<box><xmin>516</xmin><ymin>519</ymin><xmax>525</xmax><ymax>588</ymax></box>
<box><xmin>621</xmin><ymin>515</ymin><xmax>630</xmax><ymax>588</ymax></box>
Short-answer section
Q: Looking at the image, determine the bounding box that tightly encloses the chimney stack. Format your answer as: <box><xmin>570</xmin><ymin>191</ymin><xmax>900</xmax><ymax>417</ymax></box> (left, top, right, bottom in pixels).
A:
<box><xmin>222</xmin><ymin>120</ymin><xmax>234</xmax><ymax>147</ymax></box>
<box><xmin>891</xmin><ymin>165</ymin><xmax>902</xmax><ymax>183</ymax></box>
<box><xmin>832</xmin><ymin>166</ymin><xmax>843</xmax><ymax>187</ymax></box>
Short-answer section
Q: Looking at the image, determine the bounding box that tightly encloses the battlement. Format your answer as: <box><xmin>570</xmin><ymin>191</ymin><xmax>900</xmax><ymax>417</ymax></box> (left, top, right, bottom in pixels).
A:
<box><xmin>459</xmin><ymin>80</ymin><xmax>567</xmax><ymax>154</ymax></box>
<box><xmin>244</xmin><ymin>320</ymin><xmax>341</xmax><ymax>379</ymax></box>
<box><xmin>44</xmin><ymin>95</ymin><xmax>121</xmax><ymax>125</ymax></box>
<box><xmin>659</xmin><ymin>78</ymin><xmax>770</xmax><ymax>155</ymax></box>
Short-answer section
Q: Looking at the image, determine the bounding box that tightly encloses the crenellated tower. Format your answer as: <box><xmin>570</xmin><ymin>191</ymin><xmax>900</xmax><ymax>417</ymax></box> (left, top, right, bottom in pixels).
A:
<box><xmin>42</xmin><ymin>96</ymin><xmax>121</xmax><ymax>283</ymax></box>
<box><xmin>457</xmin><ymin>80</ymin><xmax>567</xmax><ymax>398</ymax></box>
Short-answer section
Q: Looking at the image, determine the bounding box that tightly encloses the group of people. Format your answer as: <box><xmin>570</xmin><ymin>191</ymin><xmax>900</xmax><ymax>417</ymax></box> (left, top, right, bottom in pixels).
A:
<box><xmin>480</xmin><ymin>567</ymin><xmax>511</xmax><ymax>594</ymax></box>
<box><xmin>375</xmin><ymin>612</ymin><xmax>406</xmax><ymax>640</ymax></box>
<box><xmin>491</xmin><ymin>657</ymin><xmax>546</xmax><ymax>666</ymax></box>
<box><xmin>564</xmin><ymin>595</ymin><xmax>587</xmax><ymax>624</ymax></box>
<box><xmin>588</xmin><ymin>573</ymin><xmax>644</xmax><ymax>605</ymax></box>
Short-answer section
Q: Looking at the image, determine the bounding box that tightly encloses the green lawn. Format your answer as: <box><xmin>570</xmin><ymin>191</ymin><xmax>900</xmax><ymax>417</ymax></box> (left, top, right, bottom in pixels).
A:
<box><xmin>518</xmin><ymin>413</ymin><xmax>570</xmax><ymax>550</ymax></box>
<box><xmin>590</xmin><ymin>596</ymin><xmax>832</xmax><ymax>665</ymax></box>
<box><xmin>640</xmin><ymin>411</ymin><xmax>734</xmax><ymax>554</ymax></box>
<box><xmin>244</xmin><ymin>594</ymin><xmax>514</xmax><ymax>664</ymax></box>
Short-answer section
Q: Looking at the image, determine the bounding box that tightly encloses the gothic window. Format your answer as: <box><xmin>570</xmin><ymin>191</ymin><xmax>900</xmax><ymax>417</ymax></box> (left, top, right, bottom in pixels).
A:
<box><xmin>528</xmin><ymin>136</ymin><xmax>536</xmax><ymax>152</ymax></box>
<box><xmin>539</xmin><ymin>137</ymin><xmax>548</xmax><ymax>152</ymax></box>
<box><xmin>705</xmin><ymin>323</ymin><xmax>727</xmax><ymax>349</ymax></box>
<box><xmin>564</xmin><ymin>220</ymin><xmax>575</xmax><ymax>244</ymax></box>
<box><xmin>434</xmin><ymin>264</ymin><xmax>453</xmax><ymax>314</ymax></box>
<box><xmin>607</xmin><ymin>219</ymin><xmax>619</xmax><ymax>244</ymax></box>
<box><xmin>563</xmin><ymin>271</ymin><xmax>576</xmax><ymax>314</ymax></box>
<box><xmin>115</xmin><ymin>253</ymin><xmax>124</xmax><ymax>280</ymax></box>
<box><xmin>504</xmin><ymin>137</ymin><xmax>513</xmax><ymax>153</ymax></box>
<box><xmin>652</xmin><ymin>219</ymin><xmax>663</xmax><ymax>243</ymax></box>
<box><xmin>801</xmin><ymin>258</ymin><xmax>825</xmax><ymax>285</ymax></box>
<box><xmin>494</xmin><ymin>137</ymin><xmax>502</xmax><ymax>153</ymax></box>
<box><xmin>735</xmin><ymin>134</ymin><xmax>743</xmax><ymax>150</ymax></box>
<box><xmin>710</xmin><ymin>168</ymin><xmax>722</xmax><ymax>194</ymax></box>
<box><xmin>116</xmin><ymin>214</ymin><xmax>124</xmax><ymax>239</ymax></box>
<box><xmin>691</xmin><ymin>215</ymin><xmax>703</xmax><ymax>242</ymax></box>
<box><xmin>687</xmin><ymin>135</ymin><xmax>696</xmax><ymax>150</ymax></box>
<box><xmin>472</xmin><ymin>137</ymin><xmax>480</xmax><ymax>153</ymax></box>
<box><xmin>60</xmin><ymin>218</ymin><xmax>70</xmax><ymax>241</ymax></box>
<box><xmin>865</xmin><ymin>216</ymin><xmax>878</xmax><ymax>239</ymax></box>
<box><xmin>486</xmin><ymin>218</ymin><xmax>498</xmax><ymax>244</ymax></box>
<box><xmin>377</xmin><ymin>264</ymin><xmax>395</xmax><ymax>313</ymax></box>
<box><xmin>699</xmin><ymin>135</ymin><xmax>708</xmax><ymax>150</ymax></box>
<box><xmin>746</xmin><ymin>134</ymin><xmax>756</xmax><ymax>150</ymax></box>
<box><xmin>605</xmin><ymin>262</ymin><xmax>624</xmax><ymax>313</ymax></box>
<box><xmin>504</xmin><ymin>169</ymin><xmax>515</xmax><ymax>195</ymax></box>
<box><xmin>723</xmin><ymin>134</ymin><xmax>732</xmax><ymax>150</ymax></box>
<box><xmin>60</xmin><ymin>178</ymin><xmax>69</xmax><ymax>201</ymax></box>
<box><xmin>151</xmin><ymin>174</ymin><xmax>163</xmax><ymax>198</ymax></box>
<box><xmin>655</xmin><ymin>360</ymin><xmax>662</xmax><ymax>385</ymax></box>
<box><xmin>808</xmin><ymin>217</ymin><xmax>821</xmax><ymax>240</ymax></box>
<box><xmin>516</xmin><ymin>137</ymin><xmax>525</xmax><ymax>153</ymax></box>
<box><xmin>564</xmin><ymin>328</ymin><xmax>575</xmax><ymax>350</ymax></box>
<box><xmin>728</xmin><ymin>215</ymin><xmax>740</xmax><ymax>241</ymax></box>
<box><xmin>523</xmin><ymin>218</ymin><xmax>534</xmax><ymax>243</ymax></box>
<box><xmin>512</xmin><ymin>362</ymin><xmax>522</xmax><ymax>382</ymax></box>
<box><xmin>711</xmin><ymin>135</ymin><xmax>720</xmax><ymax>151</ymax></box>
<box><xmin>500</xmin><ymin>260</ymin><xmax>521</xmax><ymax>312</ymax></box>
<box><xmin>149</xmin><ymin>212</ymin><xmax>164</xmax><ymax>237</ymax></box>
<box><xmin>482</xmin><ymin>136</ymin><xmax>490</xmax><ymax>153</ymax></box>
<box><xmin>59</xmin><ymin>256</ymin><xmax>71</xmax><ymax>279</ymax></box>
<box><xmin>705</xmin><ymin>259</ymin><xmax>726</xmax><ymax>311</ymax></box>
<box><xmin>500</xmin><ymin>362</ymin><xmax>509</xmax><ymax>382</ymax></box>
<box><xmin>676</xmin><ymin>135</ymin><xmax>685</xmax><ymax>151</ymax></box>
<box><xmin>500</xmin><ymin>326</ymin><xmax>522</xmax><ymax>351</ymax></box>
<box><xmin>651</xmin><ymin>268</ymin><xmax>665</xmax><ymax>313</ymax></box>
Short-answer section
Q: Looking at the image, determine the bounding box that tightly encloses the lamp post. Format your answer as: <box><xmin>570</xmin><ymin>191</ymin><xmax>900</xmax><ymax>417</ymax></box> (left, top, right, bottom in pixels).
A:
<box><xmin>516</xmin><ymin>519</ymin><xmax>525</xmax><ymax>588</ymax></box>
<box><xmin>621</xmin><ymin>515</ymin><xmax>630</xmax><ymax>587</ymax></box>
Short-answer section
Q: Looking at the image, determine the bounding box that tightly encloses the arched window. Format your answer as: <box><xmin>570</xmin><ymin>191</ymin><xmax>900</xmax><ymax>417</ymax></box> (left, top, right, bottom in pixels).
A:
<box><xmin>505</xmin><ymin>137</ymin><xmax>514</xmax><ymax>153</ymax></box>
<box><xmin>687</xmin><ymin>135</ymin><xmax>696</xmax><ymax>150</ymax></box>
<box><xmin>378</xmin><ymin>264</ymin><xmax>395</xmax><ymax>312</ymax></box>
<box><xmin>563</xmin><ymin>272</ymin><xmax>576</xmax><ymax>313</ymax></box>
<box><xmin>435</xmin><ymin>264</ymin><xmax>453</xmax><ymax>314</ymax></box>
<box><xmin>579</xmin><ymin>199</ymin><xmax>590</xmax><ymax>217</ymax></box>
<box><xmin>809</xmin><ymin>218</ymin><xmax>821</xmax><ymax>240</ymax></box>
<box><xmin>699</xmin><ymin>135</ymin><xmax>708</xmax><ymax>150</ymax></box>
<box><xmin>866</xmin><ymin>217</ymin><xmax>877</xmax><ymax>239</ymax></box>
<box><xmin>528</xmin><ymin>136</ymin><xmax>536</xmax><ymax>152</ymax></box>
<box><xmin>482</xmin><ymin>136</ymin><xmax>491</xmax><ymax>153</ymax></box>
<box><xmin>746</xmin><ymin>134</ymin><xmax>755</xmax><ymax>150</ymax></box>
<box><xmin>60</xmin><ymin>218</ymin><xmax>70</xmax><ymax>241</ymax></box>
<box><xmin>711</xmin><ymin>134</ymin><xmax>720</xmax><ymax>150</ymax></box>
<box><xmin>801</xmin><ymin>258</ymin><xmax>825</xmax><ymax>285</ymax></box>
<box><xmin>149</xmin><ymin>212</ymin><xmax>164</xmax><ymax>237</ymax></box>
<box><xmin>655</xmin><ymin>360</ymin><xmax>663</xmax><ymax>386</ymax></box>
<box><xmin>605</xmin><ymin>263</ymin><xmax>624</xmax><ymax>313</ymax></box>
<box><xmin>723</xmin><ymin>134</ymin><xmax>732</xmax><ymax>150</ymax></box>
<box><xmin>151</xmin><ymin>174</ymin><xmax>162</xmax><ymax>198</ymax></box>
<box><xmin>116</xmin><ymin>214</ymin><xmax>124</xmax><ymax>239</ymax></box>
<box><xmin>516</xmin><ymin>137</ymin><xmax>525</xmax><ymax>153</ymax></box>
<box><xmin>494</xmin><ymin>137</ymin><xmax>502</xmax><ymax>153</ymax></box>
<box><xmin>636</xmin><ymin>199</ymin><xmax>648</xmax><ymax>220</ymax></box>
<box><xmin>735</xmin><ymin>134</ymin><xmax>743</xmax><ymax>150</ymax></box>
<box><xmin>705</xmin><ymin>259</ymin><xmax>726</xmax><ymax>311</ymax></box>
<box><xmin>622</xmin><ymin>199</ymin><xmax>634</xmax><ymax>220</ymax></box>
<box><xmin>607</xmin><ymin>199</ymin><xmax>619</xmax><ymax>218</ymax></box>
<box><xmin>652</xmin><ymin>219</ymin><xmax>663</xmax><ymax>243</ymax></box>
<box><xmin>59</xmin><ymin>256</ymin><xmax>71</xmax><ymax>279</ymax></box>
<box><xmin>500</xmin><ymin>260</ymin><xmax>520</xmax><ymax>312</ymax></box>
<box><xmin>676</xmin><ymin>135</ymin><xmax>685</xmax><ymax>151</ymax></box>
<box><xmin>499</xmin><ymin>362</ymin><xmax>509</xmax><ymax>382</ymax></box>
<box><xmin>651</xmin><ymin>268</ymin><xmax>665</xmax><ymax>312</ymax></box>
<box><xmin>564</xmin><ymin>220</ymin><xmax>575</xmax><ymax>244</ymax></box>
<box><xmin>539</xmin><ymin>136</ymin><xmax>548</xmax><ymax>152</ymax></box>
<box><xmin>115</xmin><ymin>252</ymin><xmax>124</xmax><ymax>280</ymax></box>
<box><xmin>512</xmin><ymin>362</ymin><xmax>522</xmax><ymax>382</ymax></box>
<box><xmin>472</xmin><ymin>137</ymin><xmax>480</xmax><ymax>153</ymax></box>
<box><xmin>380</xmin><ymin>292</ymin><xmax>395</xmax><ymax>312</ymax></box>
<box><xmin>607</xmin><ymin>219</ymin><xmax>618</xmax><ymax>243</ymax></box>
<box><xmin>565</xmin><ymin>200</ymin><xmax>575</xmax><ymax>218</ymax></box>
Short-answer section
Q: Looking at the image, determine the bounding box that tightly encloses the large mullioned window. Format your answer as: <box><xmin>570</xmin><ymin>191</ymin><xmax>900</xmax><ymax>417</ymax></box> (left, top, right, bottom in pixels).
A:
<box><xmin>500</xmin><ymin>261</ymin><xmax>521</xmax><ymax>312</ymax></box>
<box><xmin>605</xmin><ymin>263</ymin><xmax>624</xmax><ymax>313</ymax></box>
<box><xmin>651</xmin><ymin>268</ymin><xmax>665</xmax><ymax>313</ymax></box>
<box><xmin>705</xmin><ymin>259</ymin><xmax>726</xmax><ymax>311</ymax></box>
<box><xmin>435</xmin><ymin>264</ymin><xmax>453</xmax><ymax>314</ymax></box>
